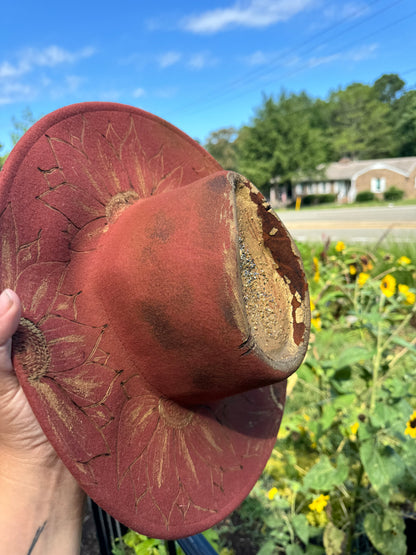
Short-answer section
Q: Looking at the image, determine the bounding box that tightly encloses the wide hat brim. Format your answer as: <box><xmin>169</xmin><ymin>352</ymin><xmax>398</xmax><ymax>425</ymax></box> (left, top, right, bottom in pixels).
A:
<box><xmin>1</xmin><ymin>102</ymin><xmax>307</xmax><ymax>539</ymax></box>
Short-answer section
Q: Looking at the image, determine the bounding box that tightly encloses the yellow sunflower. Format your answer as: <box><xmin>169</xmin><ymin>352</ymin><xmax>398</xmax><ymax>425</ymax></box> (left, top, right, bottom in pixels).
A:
<box><xmin>357</xmin><ymin>272</ymin><xmax>370</xmax><ymax>287</ymax></box>
<box><xmin>313</xmin><ymin>256</ymin><xmax>320</xmax><ymax>283</ymax></box>
<box><xmin>380</xmin><ymin>274</ymin><xmax>396</xmax><ymax>297</ymax></box>
<box><xmin>267</xmin><ymin>487</ymin><xmax>278</xmax><ymax>501</ymax></box>
<box><xmin>405</xmin><ymin>411</ymin><xmax>416</xmax><ymax>438</ymax></box>
<box><xmin>397</xmin><ymin>256</ymin><xmax>411</xmax><ymax>266</ymax></box>
<box><xmin>309</xmin><ymin>494</ymin><xmax>329</xmax><ymax>513</ymax></box>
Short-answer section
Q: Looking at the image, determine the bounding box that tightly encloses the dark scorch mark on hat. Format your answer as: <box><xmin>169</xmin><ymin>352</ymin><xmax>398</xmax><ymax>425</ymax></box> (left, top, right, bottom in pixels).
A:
<box><xmin>146</xmin><ymin>211</ymin><xmax>175</xmax><ymax>243</ymax></box>
<box><xmin>141</xmin><ymin>301</ymin><xmax>187</xmax><ymax>351</ymax></box>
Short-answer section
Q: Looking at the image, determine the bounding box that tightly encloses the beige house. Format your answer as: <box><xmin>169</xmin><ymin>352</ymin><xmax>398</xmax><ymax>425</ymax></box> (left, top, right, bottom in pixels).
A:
<box><xmin>273</xmin><ymin>157</ymin><xmax>416</xmax><ymax>204</ymax></box>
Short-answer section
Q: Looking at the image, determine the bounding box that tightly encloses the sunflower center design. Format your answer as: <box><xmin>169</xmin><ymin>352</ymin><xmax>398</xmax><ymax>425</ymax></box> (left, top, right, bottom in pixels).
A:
<box><xmin>106</xmin><ymin>191</ymin><xmax>139</xmax><ymax>223</ymax></box>
<box><xmin>12</xmin><ymin>318</ymin><xmax>51</xmax><ymax>383</ymax></box>
<box><xmin>158</xmin><ymin>398</ymin><xmax>194</xmax><ymax>429</ymax></box>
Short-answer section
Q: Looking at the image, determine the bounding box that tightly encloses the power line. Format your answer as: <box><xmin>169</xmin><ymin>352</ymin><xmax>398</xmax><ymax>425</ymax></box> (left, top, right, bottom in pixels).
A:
<box><xmin>190</xmin><ymin>0</ymin><xmax>414</xmax><ymax>117</ymax></box>
<box><xmin>167</xmin><ymin>0</ymin><xmax>413</xmax><ymax>120</ymax></box>
<box><xmin>164</xmin><ymin>0</ymin><xmax>386</xmax><ymax>119</ymax></box>
<box><xmin>207</xmin><ymin>0</ymin><xmax>393</xmax><ymax>97</ymax></box>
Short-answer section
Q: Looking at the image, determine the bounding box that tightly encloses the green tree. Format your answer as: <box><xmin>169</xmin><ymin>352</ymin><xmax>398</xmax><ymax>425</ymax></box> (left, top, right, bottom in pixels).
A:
<box><xmin>236</xmin><ymin>92</ymin><xmax>327</xmax><ymax>191</ymax></box>
<box><xmin>10</xmin><ymin>107</ymin><xmax>37</xmax><ymax>145</ymax></box>
<box><xmin>327</xmin><ymin>82</ymin><xmax>396</xmax><ymax>160</ymax></box>
<box><xmin>373</xmin><ymin>73</ymin><xmax>405</xmax><ymax>105</ymax></box>
<box><xmin>393</xmin><ymin>90</ymin><xmax>416</xmax><ymax>156</ymax></box>
<box><xmin>0</xmin><ymin>142</ymin><xmax>6</xmax><ymax>170</ymax></box>
<box><xmin>204</xmin><ymin>127</ymin><xmax>239</xmax><ymax>170</ymax></box>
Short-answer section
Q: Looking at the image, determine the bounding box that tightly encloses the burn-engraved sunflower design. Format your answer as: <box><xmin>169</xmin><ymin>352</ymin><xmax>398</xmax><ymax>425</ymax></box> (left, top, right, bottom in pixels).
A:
<box><xmin>116</xmin><ymin>375</ymin><xmax>286</xmax><ymax>531</ymax></box>
<box><xmin>0</xmin><ymin>104</ymin><xmax>295</xmax><ymax>538</ymax></box>
<box><xmin>0</xmin><ymin>202</ymin><xmax>118</xmax><ymax>484</ymax></box>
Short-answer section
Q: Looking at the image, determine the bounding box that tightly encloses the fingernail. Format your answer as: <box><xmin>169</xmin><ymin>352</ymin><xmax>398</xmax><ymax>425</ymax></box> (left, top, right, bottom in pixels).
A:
<box><xmin>0</xmin><ymin>289</ymin><xmax>13</xmax><ymax>316</ymax></box>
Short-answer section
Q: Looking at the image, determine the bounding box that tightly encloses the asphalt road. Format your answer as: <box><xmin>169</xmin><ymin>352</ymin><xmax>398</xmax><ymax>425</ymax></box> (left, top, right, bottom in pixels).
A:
<box><xmin>277</xmin><ymin>205</ymin><xmax>416</xmax><ymax>244</ymax></box>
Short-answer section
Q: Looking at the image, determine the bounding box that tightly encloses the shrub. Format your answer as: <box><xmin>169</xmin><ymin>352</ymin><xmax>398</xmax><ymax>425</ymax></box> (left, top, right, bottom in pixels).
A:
<box><xmin>356</xmin><ymin>190</ymin><xmax>375</xmax><ymax>202</ymax></box>
<box><xmin>317</xmin><ymin>193</ymin><xmax>337</xmax><ymax>204</ymax></box>
<box><xmin>302</xmin><ymin>194</ymin><xmax>318</xmax><ymax>206</ymax></box>
<box><xmin>301</xmin><ymin>194</ymin><xmax>337</xmax><ymax>206</ymax></box>
<box><xmin>384</xmin><ymin>186</ymin><xmax>404</xmax><ymax>201</ymax></box>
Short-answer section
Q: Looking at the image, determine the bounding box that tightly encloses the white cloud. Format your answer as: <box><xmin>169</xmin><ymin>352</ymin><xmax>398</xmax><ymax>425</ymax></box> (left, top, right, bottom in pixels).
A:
<box><xmin>133</xmin><ymin>87</ymin><xmax>146</xmax><ymax>98</ymax></box>
<box><xmin>98</xmin><ymin>90</ymin><xmax>123</xmax><ymax>101</ymax></box>
<box><xmin>157</xmin><ymin>51</ymin><xmax>182</xmax><ymax>68</ymax></box>
<box><xmin>323</xmin><ymin>1</ymin><xmax>370</xmax><ymax>22</ymax></box>
<box><xmin>307</xmin><ymin>53</ymin><xmax>340</xmax><ymax>68</ymax></box>
<box><xmin>0</xmin><ymin>82</ymin><xmax>35</xmax><ymax>105</ymax></box>
<box><xmin>0</xmin><ymin>45</ymin><xmax>96</xmax><ymax>105</ymax></box>
<box><xmin>0</xmin><ymin>61</ymin><xmax>27</xmax><ymax>79</ymax></box>
<box><xmin>155</xmin><ymin>86</ymin><xmax>178</xmax><ymax>99</ymax></box>
<box><xmin>348</xmin><ymin>43</ymin><xmax>378</xmax><ymax>61</ymax></box>
<box><xmin>0</xmin><ymin>46</ymin><xmax>96</xmax><ymax>81</ymax></box>
<box><xmin>241</xmin><ymin>50</ymin><xmax>276</xmax><ymax>66</ymax></box>
<box><xmin>306</xmin><ymin>42</ymin><xmax>378</xmax><ymax>69</ymax></box>
<box><xmin>181</xmin><ymin>0</ymin><xmax>316</xmax><ymax>34</ymax></box>
<box><xmin>187</xmin><ymin>52</ymin><xmax>218</xmax><ymax>70</ymax></box>
<box><xmin>26</xmin><ymin>45</ymin><xmax>95</xmax><ymax>67</ymax></box>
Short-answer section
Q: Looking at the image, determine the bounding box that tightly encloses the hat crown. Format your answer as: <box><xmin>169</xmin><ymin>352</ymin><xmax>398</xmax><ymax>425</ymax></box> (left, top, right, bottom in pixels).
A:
<box><xmin>84</xmin><ymin>171</ymin><xmax>309</xmax><ymax>403</ymax></box>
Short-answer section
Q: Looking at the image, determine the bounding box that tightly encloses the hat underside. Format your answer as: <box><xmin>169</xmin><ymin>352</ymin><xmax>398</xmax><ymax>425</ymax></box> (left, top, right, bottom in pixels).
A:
<box><xmin>1</xmin><ymin>103</ymin><xmax>308</xmax><ymax>539</ymax></box>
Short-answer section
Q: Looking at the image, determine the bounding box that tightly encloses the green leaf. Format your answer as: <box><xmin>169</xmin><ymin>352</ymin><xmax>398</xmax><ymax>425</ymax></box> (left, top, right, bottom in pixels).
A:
<box><xmin>286</xmin><ymin>545</ymin><xmax>305</xmax><ymax>555</ymax></box>
<box><xmin>357</xmin><ymin>422</ymin><xmax>374</xmax><ymax>441</ymax></box>
<box><xmin>319</xmin><ymin>404</ymin><xmax>338</xmax><ymax>432</ymax></box>
<box><xmin>370</xmin><ymin>403</ymin><xmax>397</xmax><ymax>428</ymax></box>
<box><xmin>360</xmin><ymin>440</ymin><xmax>406</xmax><ymax>503</ymax></box>
<box><xmin>292</xmin><ymin>514</ymin><xmax>310</xmax><ymax>545</ymax></box>
<box><xmin>391</xmin><ymin>335</ymin><xmax>416</xmax><ymax>354</ymax></box>
<box><xmin>258</xmin><ymin>541</ymin><xmax>278</xmax><ymax>555</ymax></box>
<box><xmin>332</xmin><ymin>394</ymin><xmax>356</xmax><ymax>410</ymax></box>
<box><xmin>364</xmin><ymin>511</ymin><xmax>406</xmax><ymax>555</ymax></box>
<box><xmin>303</xmin><ymin>455</ymin><xmax>348</xmax><ymax>491</ymax></box>
<box><xmin>333</xmin><ymin>346</ymin><xmax>373</xmax><ymax>370</ymax></box>
<box><xmin>401</xmin><ymin>433</ymin><xmax>416</xmax><ymax>480</ymax></box>
<box><xmin>305</xmin><ymin>545</ymin><xmax>325</xmax><ymax>555</ymax></box>
<box><xmin>323</xmin><ymin>522</ymin><xmax>346</xmax><ymax>555</ymax></box>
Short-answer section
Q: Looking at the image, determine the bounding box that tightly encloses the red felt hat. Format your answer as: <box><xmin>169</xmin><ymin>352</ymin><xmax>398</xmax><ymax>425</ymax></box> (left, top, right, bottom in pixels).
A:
<box><xmin>1</xmin><ymin>102</ymin><xmax>310</xmax><ymax>539</ymax></box>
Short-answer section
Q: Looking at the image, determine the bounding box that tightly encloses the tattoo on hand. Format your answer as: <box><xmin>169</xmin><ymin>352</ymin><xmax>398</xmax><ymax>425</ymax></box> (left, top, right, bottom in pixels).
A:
<box><xmin>27</xmin><ymin>520</ymin><xmax>47</xmax><ymax>555</ymax></box>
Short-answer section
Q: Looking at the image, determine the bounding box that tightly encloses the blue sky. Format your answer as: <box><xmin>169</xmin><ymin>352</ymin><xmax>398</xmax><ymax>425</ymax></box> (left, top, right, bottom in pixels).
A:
<box><xmin>1</xmin><ymin>0</ymin><xmax>415</xmax><ymax>152</ymax></box>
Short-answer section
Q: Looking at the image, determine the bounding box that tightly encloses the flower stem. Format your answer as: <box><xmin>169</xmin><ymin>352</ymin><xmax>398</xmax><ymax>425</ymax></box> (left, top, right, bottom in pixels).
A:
<box><xmin>370</xmin><ymin>294</ymin><xmax>385</xmax><ymax>411</ymax></box>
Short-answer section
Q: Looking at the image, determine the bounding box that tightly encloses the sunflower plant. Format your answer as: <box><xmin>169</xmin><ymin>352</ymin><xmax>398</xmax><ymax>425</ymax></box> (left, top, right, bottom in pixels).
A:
<box><xmin>119</xmin><ymin>242</ymin><xmax>416</xmax><ymax>555</ymax></box>
<box><xmin>216</xmin><ymin>241</ymin><xmax>416</xmax><ymax>555</ymax></box>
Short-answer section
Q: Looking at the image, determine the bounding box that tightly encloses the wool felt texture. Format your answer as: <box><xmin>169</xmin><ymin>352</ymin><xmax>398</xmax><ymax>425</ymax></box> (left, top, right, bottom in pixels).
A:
<box><xmin>0</xmin><ymin>102</ymin><xmax>310</xmax><ymax>539</ymax></box>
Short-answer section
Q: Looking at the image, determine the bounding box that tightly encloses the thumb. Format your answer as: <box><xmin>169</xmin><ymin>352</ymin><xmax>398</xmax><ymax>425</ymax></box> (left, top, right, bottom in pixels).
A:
<box><xmin>0</xmin><ymin>289</ymin><xmax>21</xmax><ymax>373</ymax></box>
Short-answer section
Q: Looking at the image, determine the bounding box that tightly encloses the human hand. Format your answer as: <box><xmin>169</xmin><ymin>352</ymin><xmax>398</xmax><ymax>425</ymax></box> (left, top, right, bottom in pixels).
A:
<box><xmin>0</xmin><ymin>289</ymin><xmax>85</xmax><ymax>555</ymax></box>
<box><xmin>0</xmin><ymin>288</ymin><xmax>59</xmax><ymax>465</ymax></box>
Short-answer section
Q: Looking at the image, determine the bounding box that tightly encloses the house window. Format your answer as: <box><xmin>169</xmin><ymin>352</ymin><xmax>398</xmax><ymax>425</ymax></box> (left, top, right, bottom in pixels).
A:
<box><xmin>295</xmin><ymin>184</ymin><xmax>303</xmax><ymax>195</ymax></box>
<box><xmin>371</xmin><ymin>177</ymin><xmax>386</xmax><ymax>193</ymax></box>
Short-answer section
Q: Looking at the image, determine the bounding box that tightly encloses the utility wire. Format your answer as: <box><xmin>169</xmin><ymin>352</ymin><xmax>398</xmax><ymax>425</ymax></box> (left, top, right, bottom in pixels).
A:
<box><xmin>190</xmin><ymin>1</ymin><xmax>415</xmax><ymax>117</ymax></box>
<box><xmin>164</xmin><ymin>0</ymin><xmax>385</xmax><ymax>119</ymax></box>
<box><xmin>167</xmin><ymin>0</ymin><xmax>413</xmax><ymax>120</ymax></box>
<box><xmin>207</xmin><ymin>0</ymin><xmax>392</xmax><ymax>96</ymax></box>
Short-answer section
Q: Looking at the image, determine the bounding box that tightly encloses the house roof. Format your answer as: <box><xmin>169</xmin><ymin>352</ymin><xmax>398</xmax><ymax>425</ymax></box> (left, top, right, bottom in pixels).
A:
<box><xmin>301</xmin><ymin>156</ymin><xmax>416</xmax><ymax>182</ymax></box>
